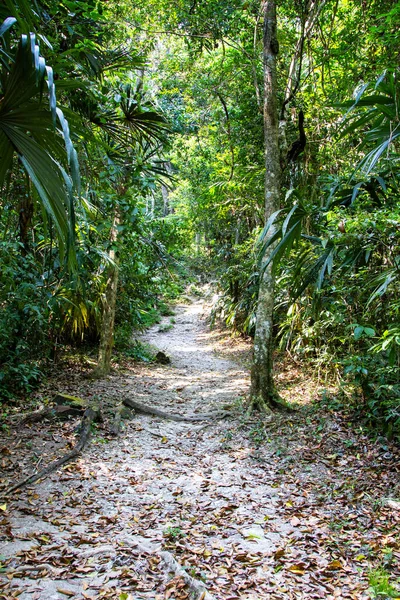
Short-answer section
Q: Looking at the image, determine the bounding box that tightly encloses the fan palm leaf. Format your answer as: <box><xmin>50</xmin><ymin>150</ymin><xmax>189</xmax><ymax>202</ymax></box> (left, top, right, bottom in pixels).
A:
<box><xmin>0</xmin><ymin>24</ymin><xmax>79</xmax><ymax>265</ymax></box>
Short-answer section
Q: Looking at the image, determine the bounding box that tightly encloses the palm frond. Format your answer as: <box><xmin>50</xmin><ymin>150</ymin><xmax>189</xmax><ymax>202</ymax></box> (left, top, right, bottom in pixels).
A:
<box><xmin>0</xmin><ymin>0</ymin><xmax>38</xmax><ymax>31</ymax></box>
<box><xmin>0</xmin><ymin>24</ymin><xmax>79</xmax><ymax>266</ymax></box>
<box><xmin>341</xmin><ymin>72</ymin><xmax>400</xmax><ymax>176</ymax></box>
<box><xmin>258</xmin><ymin>200</ymin><xmax>309</xmax><ymax>274</ymax></box>
<box><xmin>292</xmin><ymin>244</ymin><xmax>334</xmax><ymax>300</ymax></box>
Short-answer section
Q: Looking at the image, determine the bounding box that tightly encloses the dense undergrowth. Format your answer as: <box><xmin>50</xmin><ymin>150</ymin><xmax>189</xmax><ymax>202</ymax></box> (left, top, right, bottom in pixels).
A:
<box><xmin>0</xmin><ymin>217</ymin><xmax>192</xmax><ymax>400</ymax></box>
<box><xmin>208</xmin><ymin>189</ymin><xmax>400</xmax><ymax>440</ymax></box>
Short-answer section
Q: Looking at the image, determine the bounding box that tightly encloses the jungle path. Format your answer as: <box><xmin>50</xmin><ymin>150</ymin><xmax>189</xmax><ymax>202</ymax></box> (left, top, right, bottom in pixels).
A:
<box><xmin>1</xmin><ymin>297</ymin><xmax>399</xmax><ymax>599</ymax></box>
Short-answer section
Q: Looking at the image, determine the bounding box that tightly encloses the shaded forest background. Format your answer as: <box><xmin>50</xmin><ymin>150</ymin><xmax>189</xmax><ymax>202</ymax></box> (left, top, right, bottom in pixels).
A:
<box><xmin>0</xmin><ymin>0</ymin><xmax>399</xmax><ymax>438</ymax></box>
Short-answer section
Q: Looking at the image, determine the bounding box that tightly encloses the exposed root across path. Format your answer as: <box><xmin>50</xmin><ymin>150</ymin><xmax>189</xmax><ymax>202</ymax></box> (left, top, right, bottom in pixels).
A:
<box><xmin>159</xmin><ymin>550</ymin><xmax>217</xmax><ymax>600</ymax></box>
<box><xmin>5</xmin><ymin>406</ymin><xmax>101</xmax><ymax>495</ymax></box>
<box><xmin>122</xmin><ymin>397</ymin><xmax>231</xmax><ymax>423</ymax></box>
<box><xmin>0</xmin><ymin>297</ymin><xmax>399</xmax><ymax>599</ymax></box>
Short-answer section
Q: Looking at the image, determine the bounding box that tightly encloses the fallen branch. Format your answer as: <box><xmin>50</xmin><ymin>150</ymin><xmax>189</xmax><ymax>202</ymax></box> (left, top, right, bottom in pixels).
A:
<box><xmin>8</xmin><ymin>407</ymin><xmax>50</xmax><ymax>424</ymax></box>
<box><xmin>4</xmin><ymin>406</ymin><xmax>100</xmax><ymax>495</ymax></box>
<box><xmin>159</xmin><ymin>550</ymin><xmax>217</xmax><ymax>600</ymax></box>
<box><xmin>123</xmin><ymin>397</ymin><xmax>230</xmax><ymax>423</ymax></box>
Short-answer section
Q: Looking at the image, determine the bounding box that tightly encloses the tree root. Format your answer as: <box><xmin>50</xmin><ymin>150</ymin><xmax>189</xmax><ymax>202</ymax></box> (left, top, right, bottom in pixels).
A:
<box><xmin>13</xmin><ymin>404</ymin><xmax>84</xmax><ymax>427</ymax></box>
<box><xmin>110</xmin><ymin>402</ymin><xmax>125</xmax><ymax>436</ymax></box>
<box><xmin>123</xmin><ymin>397</ymin><xmax>230</xmax><ymax>422</ymax></box>
<box><xmin>13</xmin><ymin>394</ymin><xmax>91</xmax><ymax>428</ymax></box>
<box><xmin>247</xmin><ymin>396</ymin><xmax>274</xmax><ymax>416</ymax></box>
<box><xmin>247</xmin><ymin>392</ymin><xmax>295</xmax><ymax>415</ymax></box>
<box><xmin>8</xmin><ymin>563</ymin><xmax>60</xmax><ymax>576</ymax></box>
<box><xmin>159</xmin><ymin>550</ymin><xmax>217</xmax><ymax>600</ymax></box>
<box><xmin>4</xmin><ymin>406</ymin><xmax>100</xmax><ymax>496</ymax></box>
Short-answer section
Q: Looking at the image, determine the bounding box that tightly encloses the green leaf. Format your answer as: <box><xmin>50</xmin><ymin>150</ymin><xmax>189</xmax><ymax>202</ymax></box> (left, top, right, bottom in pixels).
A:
<box><xmin>364</xmin><ymin>327</ymin><xmax>375</xmax><ymax>337</ymax></box>
<box><xmin>0</xmin><ymin>16</ymin><xmax>16</xmax><ymax>37</ymax></box>
<box><xmin>354</xmin><ymin>326</ymin><xmax>364</xmax><ymax>340</ymax></box>
<box><xmin>0</xmin><ymin>30</ymin><xmax>79</xmax><ymax>267</ymax></box>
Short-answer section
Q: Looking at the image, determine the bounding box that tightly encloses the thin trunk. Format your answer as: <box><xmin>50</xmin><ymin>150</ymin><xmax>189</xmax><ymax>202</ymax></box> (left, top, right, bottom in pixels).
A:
<box><xmin>279</xmin><ymin>0</ymin><xmax>329</xmax><ymax>164</ymax></box>
<box><xmin>18</xmin><ymin>180</ymin><xmax>33</xmax><ymax>254</ymax></box>
<box><xmin>215</xmin><ymin>91</ymin><xmax>235</xmax><ymax>181</ymax></box>
<box><xmin>250</xmin><ymin>0</ymin><xmax>280</xmax><ymax>411</ymax></box>
<box><xmin>235</xmin><ymin>218</ymin><xmax>241</xmax><ymax>246</ymax></box>
<box><xmin>161</xmin><ymin>183</ymin><xmax>170</xmax><ymax>216</ymax></box>
<box><xmin>161</xmin><ymin>161</ymin><xmax>173</xmax><ymax>216</ymax></box>
<box><xmin>97</xmin><ymin>209</ymin><xmax>120</xmax><ymax>375</ymax></box>
<box><xmin>195</xmin><ymin>232</ymin><xmax>201</xmax><ymax>254</ymax></box>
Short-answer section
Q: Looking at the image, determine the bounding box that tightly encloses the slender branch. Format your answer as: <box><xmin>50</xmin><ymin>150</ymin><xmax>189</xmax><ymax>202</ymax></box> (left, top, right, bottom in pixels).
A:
<box><xmin>253</xmin><ymin>11</ymin><xmax>263</xmax><ymax>111</ymax></box>
<box><xmin>280</xmin><ymin>0</ymin><xmax>330</xmax><ymax>120</ymax></box>
<box><xmin>4</xmin><ymin>407</ymin><xmax>99</xmax><ymax>495</ymax></box>
<box><xmin>215</xmin><ymin>91</ymin><xmax>235</xmax><ymax>181</ymax></box>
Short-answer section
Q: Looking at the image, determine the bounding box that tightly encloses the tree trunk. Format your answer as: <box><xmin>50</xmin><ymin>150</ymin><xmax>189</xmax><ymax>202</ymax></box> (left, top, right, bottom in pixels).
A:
<box><xmin>250</xmin><ymin>0</ymin><xmax>281</xmax><ymax>412</ymax></box>
<box><xmin>18</xmin><ymin>183</ymin><xmax>33</xmax><ymax>254</ymax></box>
<box><xmin>161</xmin><ymin>161</ymin><xmax>173</xmax><ymax>215</ymax></box>
<box><xmin>279</xmin><ymin>0</ymin><xmax>328</xmax><ymax>165</ymax></box>
<box><xmin>161</xmin><ymin>183</ymin><xmax>170</xmax><ymax>216</ymax></box>
<box><xmin>97</xmin><ymin>209</ymin><xmax>120</xmax><ymax>375</ymax></box>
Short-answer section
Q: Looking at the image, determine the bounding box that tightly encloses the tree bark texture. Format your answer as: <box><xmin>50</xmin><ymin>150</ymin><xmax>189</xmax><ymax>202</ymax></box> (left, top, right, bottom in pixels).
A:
<box><xmin>250</xmin><ymin>0</ymin><xmax>280</xmax><ymax>410</ymax></box>
<box><xmin>97</xmin><ymin>209</ymin><xmax>120</xmax><ymax>375</ymax></box>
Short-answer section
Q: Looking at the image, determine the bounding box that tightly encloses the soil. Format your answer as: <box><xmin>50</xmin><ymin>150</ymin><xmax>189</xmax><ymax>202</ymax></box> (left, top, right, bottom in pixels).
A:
<box><xmin>0</xmin><ymin>296</ymin><xmax>399</xmax><ymax>599</ymax></box>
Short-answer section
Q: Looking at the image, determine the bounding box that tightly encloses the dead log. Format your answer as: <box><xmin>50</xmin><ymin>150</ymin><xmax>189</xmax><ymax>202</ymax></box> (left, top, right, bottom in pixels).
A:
<box><xmin>4</xmin><ymin>406</ymin><xmax>100</xmax><ymax>495</ymax></box>
<box><xmin>122</xmin><ymin>397</ymin><xmax>230</xmax><ymax>422</ymax></box>
<box><xmin>159</xmin><ymin>550</ymin><xmax>216</xmax><ymax>600</ymax></box>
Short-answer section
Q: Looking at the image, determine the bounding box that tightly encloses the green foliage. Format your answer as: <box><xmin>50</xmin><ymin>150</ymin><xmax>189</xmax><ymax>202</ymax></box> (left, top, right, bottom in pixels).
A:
<box><xmin>0</xmin><ymin>241</ymin><xmax>49</xmax><ymax>397</ymax></box>
<box><xmin>368</xmin><ymin>567</ymin><xmax>400</xmax><ymax>599</ymax></box>
<box><xmin>251</xmin><ymin>70</ymin><xmax>400</xmax><ymax>437</ymax></box>
<box><xmin>0</xmin><ymin>0</ymin><xmax>193</xmax><ymax>396</ymax></box>
<box><xmin>1</xmin><ymin>0</ymin><xmax>400</xmax><ymax>445</ymax></box>
<box><xmin>210</xmin><ymin>236</ymin><xmax>260</xmax><ymax>336</ymax></box>
<box><xmin>163</xmin><ymin>525</ymin><xmax>185</xmax><ymax>539</ymax></box>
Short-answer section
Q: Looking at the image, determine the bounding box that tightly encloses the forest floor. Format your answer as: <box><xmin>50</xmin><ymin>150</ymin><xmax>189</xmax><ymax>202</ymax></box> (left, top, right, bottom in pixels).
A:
<box><xmin>0</xmin><ymin>292</ymin><xmax>399</xmax><ymax>600</ymax></box>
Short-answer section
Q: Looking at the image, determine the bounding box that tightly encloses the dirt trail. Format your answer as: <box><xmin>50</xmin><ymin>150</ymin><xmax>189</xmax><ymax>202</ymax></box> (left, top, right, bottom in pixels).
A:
<box><xmin>1</xmin><ymin>298</ymin><xmax>399</xmax><ymax>599</ymax></box>
<box><xmin>0</xmin><ymin>299</ymin><xmax>287</xmax><ymax>599</ymax></box>
<box><xmin>141</xmin><ymin>297</ymin><xmax>249</xmax><ymax>408</ymax></box>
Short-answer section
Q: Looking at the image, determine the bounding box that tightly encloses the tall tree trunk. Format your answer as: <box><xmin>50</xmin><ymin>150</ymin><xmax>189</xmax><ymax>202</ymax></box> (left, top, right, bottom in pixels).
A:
<box><xmin>97</xmin><ymin>209</ymin><xmax>120</xmax><ymax>375</ymax></box>
<box><xmin>250</xmin><ymin>0</ymin><xmax>281</xmax><ymax>412</ymax></box>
